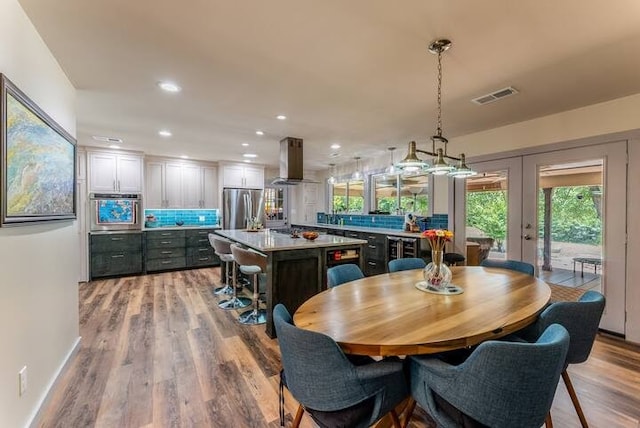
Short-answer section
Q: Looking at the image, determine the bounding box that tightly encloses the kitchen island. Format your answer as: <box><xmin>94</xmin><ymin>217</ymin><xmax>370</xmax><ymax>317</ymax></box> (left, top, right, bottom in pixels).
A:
<box><xmin>215</xmin><ymin>229</ymin><xmax>367</xmax><ymax>337</ymax></box>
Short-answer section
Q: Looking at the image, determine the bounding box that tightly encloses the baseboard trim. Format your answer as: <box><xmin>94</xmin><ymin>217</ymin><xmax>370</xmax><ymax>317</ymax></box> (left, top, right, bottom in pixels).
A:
<box><xmin>27</xmin><ymin>336</ymin><xmax>82</xmax><ymax>428</ymax></box>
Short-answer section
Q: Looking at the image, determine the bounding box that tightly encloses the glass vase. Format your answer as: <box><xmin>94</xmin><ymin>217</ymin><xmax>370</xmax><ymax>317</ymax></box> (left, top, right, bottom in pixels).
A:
<box><xmin>423</xmin><ymin>250</ymin><xmax>452</xmax><ymax>290</ymax></box>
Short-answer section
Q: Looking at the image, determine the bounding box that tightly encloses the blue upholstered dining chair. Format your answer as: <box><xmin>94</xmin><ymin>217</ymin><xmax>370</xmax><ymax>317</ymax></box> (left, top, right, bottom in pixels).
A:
<box><xmin>513</xmin><ymin>290</ymin><xmax>605</xmax><ymax>428</ymax></box>
<box><xmin>273</xmin><ymin>304</ymin><xmax>409</xmax><ymax>428</ymax></box>
<box><xmin>408</xmin><ymin>324</ymin><xmax>570</xmax><ymax>428</ymax></box>
<box><xmin>327</xmin><ymin>263</ymin><xmax>364</xmax><ymax>287</ymax></box>
<box><xmin>388</xmin><ymin>257</ymin><xmax>426</xmax><ymax>273</ymax></box>
<box><xmin>480</xmin><ymin>258</ymin><xmax>535</xmax><ymax>276</ymax></box>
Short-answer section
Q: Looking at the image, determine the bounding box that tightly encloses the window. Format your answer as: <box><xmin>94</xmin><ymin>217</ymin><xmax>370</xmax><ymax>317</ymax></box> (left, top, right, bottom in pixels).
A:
<box><xmin>331</xmin><ymin>180</ymin><xmax>364</xmax><ymax>213</ymax></box>
<box><xmin>373</xmin><ymin>173</ymin><xmax>429</xmax><ymax>215</ymax></box>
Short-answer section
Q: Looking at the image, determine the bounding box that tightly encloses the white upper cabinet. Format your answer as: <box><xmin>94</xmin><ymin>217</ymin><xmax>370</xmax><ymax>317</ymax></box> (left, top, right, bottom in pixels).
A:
<box><xmin>88</xmin><ymin>151</ymin><xmax>142</xmax><ymax>193</ymax></box>
<box><xmin>220</xmin><ymin>163</ymin><xmax>264</xmax><ymax>189</ymax></box>
<box><xmin>144</xmin><ymin>159</ymin><xmax>218</xmax><ymax>209</ymax></box>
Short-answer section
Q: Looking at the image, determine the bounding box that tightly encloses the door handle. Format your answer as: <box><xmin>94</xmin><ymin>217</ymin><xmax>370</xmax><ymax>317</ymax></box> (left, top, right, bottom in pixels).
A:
<box><xmin>523</xmin><ymin>234</ymin><xmax>533</xmax><ymax>240</ymax></box>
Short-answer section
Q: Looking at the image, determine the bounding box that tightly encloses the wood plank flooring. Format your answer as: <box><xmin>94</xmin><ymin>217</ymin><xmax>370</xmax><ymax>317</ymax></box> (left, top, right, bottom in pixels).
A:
<box><xmin>38</xmin><ymin>268</ymin><xmax>640</xmax><ymax>428</ymax></box>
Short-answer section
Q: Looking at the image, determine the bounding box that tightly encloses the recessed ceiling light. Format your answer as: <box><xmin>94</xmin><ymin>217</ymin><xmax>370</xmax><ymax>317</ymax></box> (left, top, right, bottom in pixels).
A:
<box><xmin>158</xmin><ymin>130</ymin><xmax>172</xmax><ymax>137</ymax></box>
<box><xmin>157</xmin><ymin>81</ymin><xmax>181</xmax><ymax>93</ymax></box>
<box><xmin>242</xmin><ymin>143</ymin><xmax>249</xmax><ymax>147</ymax></box>
<box><xmin>180</xmin><ymin>155</ymin><xmax>189</xmax><ymax>159</ymax></box>
<box><xmin>243</xmin><ymin>153</ymin><xmax>258</xmax><ymax>158</ymax></box>
<box><xmin>330</xmin><ymin>143</ymin><xmax>341</xmax><ymax>149</ymax></box>
<box><xmin>109</xmin><ymin>144</ymin><xmax>120</xmax><ymax>149</ymax></box>
<box><xmin>256</xmin><ymin>130</ymin><xmax>264</xmax><ymax>136</ymax></box>
<box><xmin>276</xmin><ymin>115</ymin><xmax>287</xmax><ymax>120</ymax></box>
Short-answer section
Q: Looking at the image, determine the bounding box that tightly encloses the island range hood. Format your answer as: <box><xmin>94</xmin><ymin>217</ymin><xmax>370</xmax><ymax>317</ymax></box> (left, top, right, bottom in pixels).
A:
<box><xmin>271</xmin><ymin>137</ymin><xmax>315</xmax><ymax>185</ymax></box>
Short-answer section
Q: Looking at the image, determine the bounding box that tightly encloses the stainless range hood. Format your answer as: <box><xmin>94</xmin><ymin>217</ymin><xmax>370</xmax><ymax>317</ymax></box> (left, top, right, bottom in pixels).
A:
<box><xmin>271</xmin><ymin>137</ymin><xmax>315</xmax><ymax>185</ymax></box>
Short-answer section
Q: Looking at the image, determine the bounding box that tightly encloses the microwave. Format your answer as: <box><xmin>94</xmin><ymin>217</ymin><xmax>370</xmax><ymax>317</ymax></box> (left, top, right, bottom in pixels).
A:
<box><xmin>90</xmin><ymin>193</ymin><xmax>142</xmax><ymax>231</ymax></box>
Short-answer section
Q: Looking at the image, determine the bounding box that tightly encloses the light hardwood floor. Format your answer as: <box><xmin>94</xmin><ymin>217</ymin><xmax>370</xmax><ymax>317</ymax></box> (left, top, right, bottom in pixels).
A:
<box><xmin>38</xmin><ymin>268</ymin><xmax>640</xmax><ymax>427</ymax></box>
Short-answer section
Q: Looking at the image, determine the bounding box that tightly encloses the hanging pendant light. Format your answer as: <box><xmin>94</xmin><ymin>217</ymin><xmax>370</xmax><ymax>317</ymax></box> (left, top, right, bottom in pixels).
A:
<box><xmin>351</xmin><ymin>157</ymin><xmax>362</xmax><ymax>180</ymax></box>
<box><xmin>449</xmin><ymin>154</ymin><xmax>477</xmax><ymax>177</ymax></box>
<box><xmin>327</xmin><ymin>163</ymin><xmax>337</xmax><ymax>184</ymax></box>
<box><xmin>395</xmin><ymin>38</ymin><xmax>476</xmax><ymax>178</ymax></box>
<box><xmin>385</xmin><ymin>147</ymin><xmax>398</xmax><ymax>175</ymax></box>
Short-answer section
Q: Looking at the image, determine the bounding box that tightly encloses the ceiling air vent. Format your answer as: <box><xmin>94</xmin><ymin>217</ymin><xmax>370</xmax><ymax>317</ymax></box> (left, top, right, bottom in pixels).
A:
<box><xmin>471</xmin><ymin>86</ymin><xmax>518</xmax><ymax>105</ymax></box>
<box><xmin>92</xmin><ymin>135</ymin><xmax>123</xmax><ymax>143</ymax></box>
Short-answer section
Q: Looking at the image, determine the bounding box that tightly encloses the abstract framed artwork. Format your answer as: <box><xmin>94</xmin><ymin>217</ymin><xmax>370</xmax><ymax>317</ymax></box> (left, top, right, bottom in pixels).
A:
<box><xmin>0</xmin><ymin>74</ymin><xmax>76</xmax><ymax>226</ymax></box>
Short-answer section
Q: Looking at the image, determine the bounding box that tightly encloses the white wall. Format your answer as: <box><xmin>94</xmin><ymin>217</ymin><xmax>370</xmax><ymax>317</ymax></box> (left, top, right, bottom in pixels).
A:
<box><xmin>0</xmin><ymin>1</ymin><xmax>79</xmax><ymax>427</ymax></box>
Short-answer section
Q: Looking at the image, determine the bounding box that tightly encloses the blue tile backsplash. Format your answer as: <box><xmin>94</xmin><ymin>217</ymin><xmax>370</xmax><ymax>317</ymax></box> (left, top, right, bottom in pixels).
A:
<box><xmin>316</xmin><ymin>213</ymin><xmax>449</xmax><ymax>231</ymax></box>
<box><xmin>144</xmin><ymin>209</ymin><xmax>219</xmax><ymax>227</ymax></box>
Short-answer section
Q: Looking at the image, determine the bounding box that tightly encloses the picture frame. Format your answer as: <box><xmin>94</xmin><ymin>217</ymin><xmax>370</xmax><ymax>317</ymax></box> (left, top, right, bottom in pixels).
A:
<box><xmin>1</xmin><ymin>74</ymin><xmax>76</xmax><ymax>226</ymax></box>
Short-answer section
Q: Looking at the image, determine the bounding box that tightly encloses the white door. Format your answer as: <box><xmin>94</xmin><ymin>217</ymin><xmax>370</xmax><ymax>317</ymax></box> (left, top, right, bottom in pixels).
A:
<box><xmin>181</xmin><ymin>164</ymin><xmax>202</xmax><ymax>208</ymax></box>
<box><xmin>116</xmin><ymin>154</ymin><xmax>142</xmax><ymax>193</ymax></box>
<box><xmin>88</xmin><ymin>152</ymin><xmax>117</xmax><ymax>192</ymax></box>
<box><xmin>202</xmin><ymin>166</ymin><xmax>218</xmax><ymax>209</ymax></box>
<box><xmin>164</xmin><ymin>163</ymin><xmax>183</xmax><ymax>208</ymax></box>
<box><xmin>522</xmin><ymin>141</ymin><xmax>627</xmax><ymax>334</ymax></box>
<box><xmin>145</xmin><ymin>162</ymin><xmax>164</xmax><ymax>208</ymax></box>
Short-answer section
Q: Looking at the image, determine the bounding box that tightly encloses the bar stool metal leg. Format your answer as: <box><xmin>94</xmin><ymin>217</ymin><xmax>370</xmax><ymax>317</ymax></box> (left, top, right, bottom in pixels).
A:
<box><xmin>213</xmin><ymin>258</ymin><xmax>234</xmax><ymax>295</ymax></box>
<box><xmin>218</xmin><ymin>260</ymin><xmax>252</xmax><ymax>310</ymax></box>
<box><xmin>238</xmin><ymin>270</ymin><xmax>266</xmax><ymax>325</ymax></box>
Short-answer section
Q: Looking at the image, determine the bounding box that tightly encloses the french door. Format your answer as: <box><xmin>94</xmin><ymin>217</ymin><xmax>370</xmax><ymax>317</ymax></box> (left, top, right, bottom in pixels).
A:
<box><xmin>456</xmin><ymin>141</ymin><xmax>627</xmax><ymax>335</ymax></box>
<box><xmin>522</xmin><ymin>142</ymin><xmax>627</xmax><ymax>333</ymax></box>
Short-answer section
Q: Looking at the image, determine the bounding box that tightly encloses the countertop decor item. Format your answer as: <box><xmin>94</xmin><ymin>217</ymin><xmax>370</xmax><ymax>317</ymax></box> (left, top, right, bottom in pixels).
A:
<box><xmin>422</xmin><ymin>229</ymin><xmax>454</xmax><ymax>290</ymax></box>
<box><xmin>302</xmin><ymin>231</ymin><xmax>319</xmax><ymax>241</ymax></box>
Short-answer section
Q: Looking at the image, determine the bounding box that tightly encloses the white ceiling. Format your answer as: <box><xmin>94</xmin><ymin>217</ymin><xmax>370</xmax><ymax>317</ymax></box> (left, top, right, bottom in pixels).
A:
<box><xmin>17</xmin><ymin>0</ymin><xmax>640</xmax><ymax>171</ymax></box>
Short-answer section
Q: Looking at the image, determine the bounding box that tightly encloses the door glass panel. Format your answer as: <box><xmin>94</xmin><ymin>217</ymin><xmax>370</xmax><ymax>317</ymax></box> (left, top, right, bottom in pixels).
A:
<box><xmin>465</xmin><ymin>170</ymin><xmax>508</xmax><ymax>262</ymax></box>
<box><xmin>537</xmin><ymin>160</ymin><xmax>603</xmax><ymax>292</ymax></box>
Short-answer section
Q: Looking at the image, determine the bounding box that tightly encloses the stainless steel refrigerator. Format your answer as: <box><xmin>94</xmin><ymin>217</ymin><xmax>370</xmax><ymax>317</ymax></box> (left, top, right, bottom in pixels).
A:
<box><xmin>222</xmin><ymin>188</ymin><xmax>265</xmax><ymax>229</ymax></box>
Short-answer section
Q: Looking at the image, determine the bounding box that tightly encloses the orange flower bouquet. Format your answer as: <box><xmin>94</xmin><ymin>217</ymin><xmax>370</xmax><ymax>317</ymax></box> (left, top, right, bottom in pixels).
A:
<box><xmin>422</xmin><ymin>229</ymin><xmax>454</xmax><ymax>251</ymax></box>
<box><xmin>421</xmin><ymin>229</ymin><xmax>454</xmax><ymax>289</ymax></box>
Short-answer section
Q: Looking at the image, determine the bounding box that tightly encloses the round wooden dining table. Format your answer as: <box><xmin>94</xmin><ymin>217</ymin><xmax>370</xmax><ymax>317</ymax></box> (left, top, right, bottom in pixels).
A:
<box><xmin>294</xmin><ymin>266</ymin><xmax>551</xmax><ymax>356</ymax></box>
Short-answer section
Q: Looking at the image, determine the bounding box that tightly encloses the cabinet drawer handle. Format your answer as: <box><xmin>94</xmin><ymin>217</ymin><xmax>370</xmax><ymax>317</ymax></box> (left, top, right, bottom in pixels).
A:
<box><xmin>197</xmin><ymin>231</ymin><xmax>208</xmax><ymax>235</ymax></box>
<box><xmin>111</xmin><ymin>254</ymin><xmax>125</xmax><ymax>258</ymax></box>
<box><xmin>161</xmin><ymin>260</ymin><xmax>173</xmax><ymax>265</ymax></box>
<box><xmin>161</xmin><ymin>251</ymin><xmax>173</xmax><ymax>254</ymax></box>
<box><xmin>368</xmin><ymin>245</ymin><xmax>376</xmax><ymax>249</ymax></box>
<box><xmin>161</xmin><ymin>233</ymin><xmax>172</xmax><ymax>236</ymax></box>
<box><xmin>161</xmin><ymin>241</ymin><xmax>171</xmax><ymax>244</ymax></box>
<box><xmin>367</xmin><ymin>261</ymin><xmax>377</xmax><ymax>266</ymax></box>
<box><xmin>198</xmin><ymin>248</ymin><xmax>209</xmax><ymax>252</ymax></box>
<box><xmin>198</xmin><ymin>239</ymin><xmax>208</xmax><ymax>243</ymax></box>
<box><xmin>111</xmin><ymin>237</ymin><xmax>124</xmax><ymax>241</ymax></box>
<box><xmin>198</xmin><ymin>257</ymin><xmax>210</xmax><ymax>261</ymax></box>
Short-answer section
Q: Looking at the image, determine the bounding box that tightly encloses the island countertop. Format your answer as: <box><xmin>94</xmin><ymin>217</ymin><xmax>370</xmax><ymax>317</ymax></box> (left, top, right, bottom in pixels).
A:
<box><xmin>215</xmin><ymin>228</ymin><xmax>367</xmax><ymax>252</ymax></box>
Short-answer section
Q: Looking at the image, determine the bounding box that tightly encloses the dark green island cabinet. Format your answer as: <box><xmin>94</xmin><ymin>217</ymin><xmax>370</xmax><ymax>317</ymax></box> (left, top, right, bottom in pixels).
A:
<box><xmin>90</xmin><ymin>232</ymin><xmax>144</xmax><ymax>279</ymax></box>
<box><xmin>145</xmin><ymin>228</ymin><xmax>220</xmax><ymax>273</ymax></box>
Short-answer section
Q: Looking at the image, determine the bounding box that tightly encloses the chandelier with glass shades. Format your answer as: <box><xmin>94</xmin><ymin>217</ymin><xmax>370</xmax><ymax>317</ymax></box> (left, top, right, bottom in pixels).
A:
<box><xmin>396</xmin><ymin>39</ymin><xmax>476</xmax><ymax>178</ymax></box>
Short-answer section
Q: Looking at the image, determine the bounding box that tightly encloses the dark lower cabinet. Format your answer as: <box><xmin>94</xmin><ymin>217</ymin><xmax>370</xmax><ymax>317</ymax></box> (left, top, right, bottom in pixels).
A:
<box><xmin>363</xmin><ymin>232</ymin><xmax>387</xmax><ymax>276</ymax></box>
<box><xmin>145</xmin><ymin>228</ymin><xmax>220</xmax><ymax>273</ymax></box>
<box><xmin>90</xmin><ymin>232</ymin><xmax>143</xmax><ymax>279</ymax></box>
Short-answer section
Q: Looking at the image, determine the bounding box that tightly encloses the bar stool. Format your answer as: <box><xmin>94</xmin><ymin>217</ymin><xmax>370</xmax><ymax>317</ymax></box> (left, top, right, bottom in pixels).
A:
<box><xmin>209</xmin><ymin>235</ymin><xmax>251</xmax><ymax>310</ymax></box>
<box><xmin>230</xmin><ymin>243</ymin><xmax>267</xmax><ymax>325</ymax></box>
<box><xmin>209</xmin><ymin>234</ymin><xmax>233</xmax><ymax>295</ymax></box>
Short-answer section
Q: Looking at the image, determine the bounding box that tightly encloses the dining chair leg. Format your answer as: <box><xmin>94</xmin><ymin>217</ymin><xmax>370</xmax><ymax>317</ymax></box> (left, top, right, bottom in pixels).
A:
<box><xmin>390</xmin><ymin>409</ymin><xmax>401</xmax><ymax>428</ymax></box>
<box><xmin>562</xmin><ymin>370</ymin><xmax>589</xmax><ymax>428</ymax></box>
<box><xmin>545</xmin><ymin>412</ymin><xmax>553</xmax><ymax>428</ymax></box>
<box><xmin>292</xmin><ymin>404</ymin><xmax>304</xmax><ymax>428</ymax></box>
<box><xmin>402</xmin><ymin>398</ymin><xmax>416</xmax><ymax>428</ymax></box>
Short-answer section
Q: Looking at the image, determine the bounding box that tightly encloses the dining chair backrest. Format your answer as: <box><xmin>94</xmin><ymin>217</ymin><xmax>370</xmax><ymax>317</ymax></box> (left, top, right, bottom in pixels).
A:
<box><xmin>480</xmin><ymin>258</ymin><xmax>535</xmax><ymax>276</ymax></box>
<box><xmin>388</xmin><ymin>257</ymin><xmax>427</xmax><ymax>273</ymax></box>
<box><xmin>409</xmin><ymin>323</ymin><xmax>570</xmax><ymax>428</ymax></box>
<box><xmin>327</xmin><ymin>263</ymin><xmax>364</xmax><ymax>287</ymax></box>
<box><xmin>273</xmin><ymin>304</ymin><xmax>408</xmax><ymax>427</ymax></box>
<box><xmin>524</xmin><ymin>290</ymin><xmax>605</xmax><ymax>365</ymax></box>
